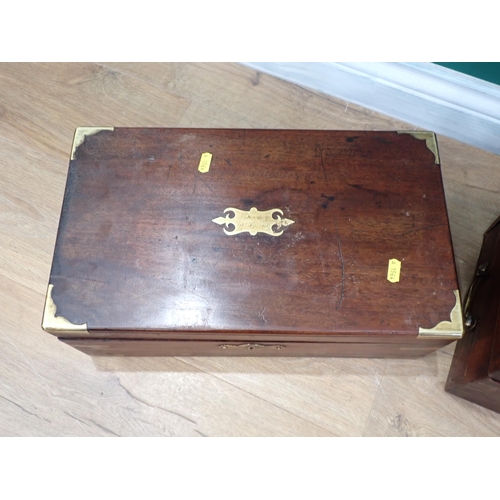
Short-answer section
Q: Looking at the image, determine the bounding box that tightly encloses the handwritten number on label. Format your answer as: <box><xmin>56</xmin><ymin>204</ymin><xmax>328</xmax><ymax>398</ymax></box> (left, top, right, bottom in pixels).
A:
<box><xmin>387</xmin><ymin>258</ymin><xmax>402</xmax><ymax>283</ymax></box>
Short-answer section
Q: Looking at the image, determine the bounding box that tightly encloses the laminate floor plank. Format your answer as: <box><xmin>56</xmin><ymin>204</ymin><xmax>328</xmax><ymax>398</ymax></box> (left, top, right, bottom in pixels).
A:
<box><xmin>437</xmin><ymin>136</ymin><xmax>500</xmax><ymax>290</ymax></box>
<box><xmin>1</xmin><ymin>62</ymin><xmax>500</xmax><ymax>436</ymax></box>
<box><xmin>362</xmin><ymin>350</ymin><xmax>500</xmax><ymax>436</ymax></box>
<box><xmin>0</xmin><ymin>137</ymin><xmax>65</xmax><ymax>294</ymax></box>
<box><xmin>103</xmin><ymin>62</ymin><xmax>406</xmax><ymax>130</ymax></box>
<box><xmin>0</xmin><ymin>63</ymin><xmax>190</xmax><ymax>158</ymax></box>
<box><xmin>175</xmin><ymin>356</ymin><xmax>388</xmax><ymax>436</ymax></box>
<box><xmin>1</xmin><ymin>278</ymin><xmax>330</xmax><ymax>437</ymax></box>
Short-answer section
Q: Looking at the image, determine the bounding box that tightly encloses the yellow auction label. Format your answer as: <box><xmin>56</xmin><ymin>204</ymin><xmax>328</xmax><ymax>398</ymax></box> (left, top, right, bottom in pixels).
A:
<box><xmin>198</xmin><ymin>152</ymin><xmax>212</xmax><ymax>173</ymax></box>
<box><xmin>387</xmin><ymin>258</ymin><xmax>401</xmax><ymax>283</ymax></box>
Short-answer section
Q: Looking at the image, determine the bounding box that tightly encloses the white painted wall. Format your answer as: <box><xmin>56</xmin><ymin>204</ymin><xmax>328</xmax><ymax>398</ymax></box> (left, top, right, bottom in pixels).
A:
<box><xmin>241</xmin><ymin>62</ymin><xmax>500</xmax><ymax>156</ymax></box>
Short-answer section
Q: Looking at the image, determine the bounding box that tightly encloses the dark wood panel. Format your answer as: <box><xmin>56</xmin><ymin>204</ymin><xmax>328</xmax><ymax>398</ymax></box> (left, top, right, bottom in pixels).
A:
<box><xmin>46</xmin><ymin>328</ymin><xmax>452</xmax><ymax>344</ymax></box>
<box><xmin>487</xmin><ymin>218</ymin><xmax>500</xmax><ymax>380</ymax></box>
<box><xmin>446</xmin><ymin>378</ymin><xmax>500</xmax><ymax>414</ymax></box>
<box><xmin>446</xmin><ymin>216</ymin><xmax>500</xmax><ymax>412</ymax></box>
<box><xmin>61</xmin><ymin>338</ymin><xmax>449</xmax><ymax>358</ymax></box>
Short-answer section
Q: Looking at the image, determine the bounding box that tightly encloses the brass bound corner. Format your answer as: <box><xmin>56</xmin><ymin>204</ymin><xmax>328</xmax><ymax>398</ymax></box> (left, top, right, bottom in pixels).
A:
<box><xmin>71</xmin><ymin>127</ymin><xmax>114</xmax><ymax>160</ymax></box>
<box><xmin>42</xmin><ymin>284</ymin><xmax>88</xmax><ymax>334</ymax></box>
<box><xmin>418</xmin><ymin>290</ymin><xmax>464</xmax><ymax>339</ymax></box>
<box><xmin>397</xmin><ymin>130</ymin><xmax>440</xmax><ymax>164</ymax></box>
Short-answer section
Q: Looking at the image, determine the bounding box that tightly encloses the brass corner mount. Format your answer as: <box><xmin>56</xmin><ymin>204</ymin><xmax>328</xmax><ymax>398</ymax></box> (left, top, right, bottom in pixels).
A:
<box><xmin>42</xmin><ymin>284</ymin><xmax>88</xmax><ymax>335</ymax></box>
<box><xmin>397</xmin><ymin>130</ymin><xmax>440</xmax><ymax>165</ymax></box>
<box><xmin>418</xmin><ymin>290</ymin><xmax>463</xmax><ymax>339</ymax></box>
<box><xmin>71</xmin><ymin>126</ymin><xmax>114</xmax><ymax>160</ymax></box>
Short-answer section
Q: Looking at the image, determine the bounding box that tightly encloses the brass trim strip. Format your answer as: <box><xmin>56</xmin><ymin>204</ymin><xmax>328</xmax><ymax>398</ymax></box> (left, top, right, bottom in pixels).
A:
<box><xmin>42</xmin><ymin>284</ymin><xmax>88</xmax><ymax>334</ymax></box>
<box><xmin>397</xmin><ymin>130</ymin><xmax>440</xmax><ymax>164</ymax></box>
<box><xmin>71</xmin><ymin>126</ymin><xmax>114</xmax><ymax>160</ymax></box>
<box><xmin>417</xmin><ymin>290</ymin><xmax>463</xmax><ymax>339</ymax></box>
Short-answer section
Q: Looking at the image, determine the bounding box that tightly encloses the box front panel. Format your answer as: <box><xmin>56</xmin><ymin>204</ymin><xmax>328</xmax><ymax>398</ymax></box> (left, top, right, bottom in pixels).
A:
<box><xmin>60</xmin><ymin>338</ymin><xmax>450</xmax><ymax>358</ymax></box>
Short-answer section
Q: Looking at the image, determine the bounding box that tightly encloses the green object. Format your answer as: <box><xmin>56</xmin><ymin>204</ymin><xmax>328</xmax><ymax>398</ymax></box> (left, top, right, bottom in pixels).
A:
<box><xmin>435</xmin><ymin>63</ymin><xmax>500</xmax><ymax>86</ymax></box>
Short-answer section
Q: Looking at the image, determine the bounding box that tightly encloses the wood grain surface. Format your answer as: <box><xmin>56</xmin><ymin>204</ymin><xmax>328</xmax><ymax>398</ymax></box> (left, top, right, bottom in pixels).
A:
<box><xmin>1</xmin><ymin>62</ymin><xmax>500</xmax><ymax>436</ymax></box>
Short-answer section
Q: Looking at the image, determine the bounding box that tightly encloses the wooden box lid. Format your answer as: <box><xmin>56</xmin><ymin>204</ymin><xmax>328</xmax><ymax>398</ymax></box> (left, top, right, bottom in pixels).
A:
<box><xmin>43</xmin><ymin>128</ymin><xmax>462</xmax><ymax>343</ymax></box>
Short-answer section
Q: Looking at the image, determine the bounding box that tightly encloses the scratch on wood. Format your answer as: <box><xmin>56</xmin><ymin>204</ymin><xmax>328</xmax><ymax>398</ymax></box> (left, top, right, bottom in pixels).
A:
<box><xmin>195</xmin><ymin>429</ymin><xmax>207</xmax><ymax>437</ymax></box>
<box><xmin>334</xmin><ymin>215</ymin><xmax>345</xmax><ymax>310</ymax></box>
<box><xmin>398</xmin><ymin>223</ymin><xmax>447</xmax><ymax>237</ymax></box>
<box><xmin>118</xmin><ymin>380</ymin><xmax>197</xmax><ymax>425</ymax></box>
<box><xmin>198</xmin><ymin>175</ymin><xmax>215</xmax><ymax>193</ymax></box>
<box><xmin>50</xmin><ymin>274</ymin><xmax>109</xmax><ymax>286</ymax></box>
<box><xmin>259</xmin><ymin>307</ymin><xmax>268</xmax><ymax>323</ymax></box>
<box><xmin>313</xmin><ymin>231</ymin><xmax>327</xmax><ymax>279</ymax></box>
<box><xmin>320</xmin><ymin>148</ymin><xmax>328</xmax><ymax>184</ymax></box>
<box><xmin>165</xmin><ymin>163</ymin><xmax>172</xmax><ymax>182</ymax></box>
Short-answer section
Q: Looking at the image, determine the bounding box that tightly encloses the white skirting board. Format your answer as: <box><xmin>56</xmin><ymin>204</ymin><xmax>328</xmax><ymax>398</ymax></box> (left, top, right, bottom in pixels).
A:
<box><xmin>241</xmin><ymin>62</ymin><xmax>500</xmax><ymax>156</ymax></box>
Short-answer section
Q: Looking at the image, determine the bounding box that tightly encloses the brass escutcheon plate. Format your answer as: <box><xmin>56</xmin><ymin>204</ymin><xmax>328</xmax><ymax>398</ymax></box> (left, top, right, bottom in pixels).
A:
<box><xmin>212</xmin><ymin>207</ymin><xmax>295</xmax><ymax>237</ymax></box>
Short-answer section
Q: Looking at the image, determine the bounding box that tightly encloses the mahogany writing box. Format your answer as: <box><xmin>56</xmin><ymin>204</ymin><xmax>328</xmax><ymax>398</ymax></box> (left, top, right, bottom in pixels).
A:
<box><xmin>446</xmin><ymin>215</ymin><xmax>500</xmax><ymax>412</ymax></box>
<box><xmin>42</xmin><ymin>128</ymin><xmax>463</xmax><ymax>357</ymax></box>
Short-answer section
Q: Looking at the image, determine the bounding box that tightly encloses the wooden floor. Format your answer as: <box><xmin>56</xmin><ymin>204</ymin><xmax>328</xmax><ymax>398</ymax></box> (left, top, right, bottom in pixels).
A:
<box><xmin>1</xmin><ymin>62</ymin><xmax>500</xmax><ymax>436</ymax></box>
